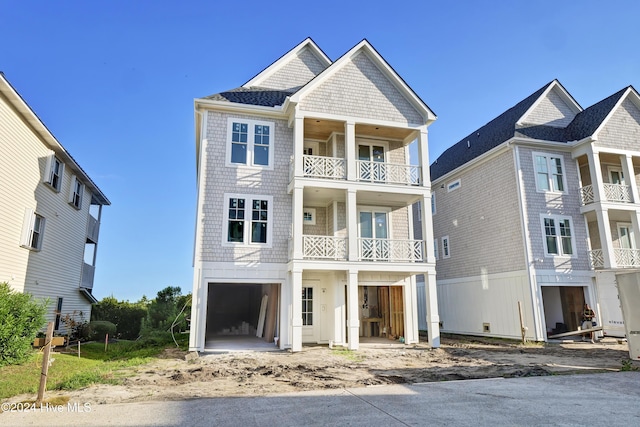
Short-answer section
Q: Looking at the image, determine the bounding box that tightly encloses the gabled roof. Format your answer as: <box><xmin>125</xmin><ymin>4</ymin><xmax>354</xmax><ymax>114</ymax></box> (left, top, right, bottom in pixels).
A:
<box><xmin>242</xmin><ymin>38</ymin><xmax>331</xmax><ymax>89</ymax></box>
<box><xmin>430</xmin><ymin>81</ymin><xmax>557</xmax><ymax>181</ymax></box>
<box><xmin>564</xmin><ymin>86</ymin><xmax>630</xmax><ymax>141</ymax></box>
<box><xmin>289</xmin><ymin>39</ymin><xmax>436</xmax><ymax>122</ymax></box>
<box><xmin>0</xmin><ymin>73</ymin><xmax>110</xmax><ymax>205</ymax></box>
<box><xmin>202</xmin><ymin>86</ymin><xmax>295</xmax><ymax>107</ymax></box>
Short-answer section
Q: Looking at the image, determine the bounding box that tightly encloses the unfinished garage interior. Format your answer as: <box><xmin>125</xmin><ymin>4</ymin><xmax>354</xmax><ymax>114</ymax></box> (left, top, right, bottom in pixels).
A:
<box><xmin>205</xmin><ymin>283</ymin><xmax>279</xmax><ymax>350</ymax></box>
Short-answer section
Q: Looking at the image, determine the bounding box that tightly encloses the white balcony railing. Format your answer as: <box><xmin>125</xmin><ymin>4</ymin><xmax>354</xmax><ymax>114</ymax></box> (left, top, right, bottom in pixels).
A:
<box><xmin>358</xmin><ymin>238</ymin><xmax>424</xmax><ymax>262</ymax></box>
<box><xmin>615</xmin><ymin>248</ymin><xmax>640</xmax><ymax>267</ymax></box>
<box><xmin>580</xmin><ymin>184</ymin><xmax>632</xmax><ymax>205</ymax></box>
<box><xmin>588</xmin><ymin>248</ymin><xmax>640</xmax><ymax>269</ymax></box>
<box><xmin>87</xmin><ymin>215</ymin><xmax>100</xmax><ymax>243</ymax></box>
<box><xmin>303</xmin><ymin>155</ymin><xmax>346</xmax><ymax>179</ymax></box>
<box><xmin>303</xmin><ymin>235</ymin><xmax>347</xmax><ymax>260</ymax></box>
<box><xmin>356</xmin><ymin>160</ymin><xmax>420</xmax><ymax>185</ymax></box>
<box><xmin>297</xmin><ymin>235</ymin><xmax>424</xmax><ymax>262</ymax></box>
<box><xmin>588</xmin><ymin>249</ymin><xmax>604</xmax><ymax>269</ymax></box>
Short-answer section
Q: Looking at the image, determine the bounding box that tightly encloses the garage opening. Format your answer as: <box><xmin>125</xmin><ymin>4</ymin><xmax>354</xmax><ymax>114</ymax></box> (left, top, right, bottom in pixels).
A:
<box><xmin>205</xmin><ymin>283</ymin><xmax>279</xmax><ymax>350</ymax></box>
<box><xmin>358</xmin><ymin>286</ymin><xmax>404</xmax><ymax>342</ymax></box>
<box><xmin>542</xmin><ymin>286</ymin><xmax>585</xmax><ymax>336</ymax></box>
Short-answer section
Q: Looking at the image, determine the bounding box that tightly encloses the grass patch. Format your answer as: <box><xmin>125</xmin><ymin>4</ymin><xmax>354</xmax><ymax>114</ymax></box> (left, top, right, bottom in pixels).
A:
<box><xmin>0</xmin><ymin>335</ymin><xmax>189</xmax><ymax>400</ymax></box>
<box><xmin>331</xmin><ymin>348</ymin><xmax>364</xmax><ymax>362</ymax></box>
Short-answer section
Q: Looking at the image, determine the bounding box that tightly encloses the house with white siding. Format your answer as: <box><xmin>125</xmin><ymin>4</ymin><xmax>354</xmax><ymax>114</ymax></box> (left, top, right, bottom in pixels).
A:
<box><xmin>189</xmin><ymin>38</ymin><xmax>440</xmax><ymax>352</ymax></box>
<box><xmin>428</xmin><ymin>79</ymin><xmax>638</xmax><ymax>341</ymax></box>
<box><xmin>0</xmin><ymin>73</ymin><xmax>110</xmax><ymax>332</ymax></box>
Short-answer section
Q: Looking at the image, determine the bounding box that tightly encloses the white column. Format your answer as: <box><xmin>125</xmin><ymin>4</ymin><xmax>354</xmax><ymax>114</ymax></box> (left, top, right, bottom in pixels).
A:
<box><xmin>294</xmin><ymin>116</ymin><xmax>304</xmax><ymax>178</ymax></box>
<box><xmin>291</xmin><ymin>268</ymin><xmax>303</xmax><ymax>352</ymax></box>
<box><xmin>631</xmin><ymin>212</ymin><xmax>640</xmax><ymax>251</ymax></box>
<box><xmin>596</xmin><ymin>208</ymin><xmax>616</xmax><ymax>268</ymax></box>
<box><xmin>587</xmin><ymin>150</ymin><xmax>605</xmax><ymax>202</ymax></box>
<box><xmin>292</xmin><ymin>186</ymin><xmax>304</xmax><ymax>260</ymax></box>
<box><xmin>347</xmin><ymin>269</ymin><xmax>359</xmax><ymax>350</ymax></box>
<box><xmin>346</xmin><ymin>189</ymin><xmax>358</xmax><ymax>261</ymax></box>
<box><xmin>333</xmin><ymin>273</ymin><xmax>346</xmax><ymax>345</ymax></box>
<box><xmin>425</xmin><ymin>271</ymin><xmax>440</xmax><ymax>348</ymax></box>
<box><xmin>345</xmin><ymin>121</ymin><xmax>356</xmax><ymax>181</ymax></box>
<box><xmin>417</xmin><ymin>127</ymin><xmax>430</xmax><ymax>186</ymax></box>
<box><xmin>421</xmin><ymin>193</ymin><xmax>435</xmax><ymax>263</ymax></box>
<box><xmin>405</xmin><ymin>277</ymin><xmax>418</xmax><ymax>344</ymax></box>
<box><xmin>188</xmin><ymin>270</ymin><xmax>205</xmax><ymax>351</ymax></box>
<box><xmin>622</xmin><ymin>154</ymin><xmax>639</xmax><ymax>203</ymax></box>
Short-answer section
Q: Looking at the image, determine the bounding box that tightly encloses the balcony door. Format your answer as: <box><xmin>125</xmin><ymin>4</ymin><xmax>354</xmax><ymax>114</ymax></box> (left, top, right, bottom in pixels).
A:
<box><xmin>609</xmin><ymin>167</ymin><xmax>625</xmax><ymax>185</ymax></box>
<box><xmin>617</xmin><ymin>223</ymin><xmax>635</xmax><ymax>249</ymax></box>
<box><xmin>358</xmin><ymin>143</ymin><xmax>386</xmax><ymax>182</ymax></box>
<box><xmin>359</xmin><ymin>208</ymin><xmax>390</xmax><ymax>260</ymax></box>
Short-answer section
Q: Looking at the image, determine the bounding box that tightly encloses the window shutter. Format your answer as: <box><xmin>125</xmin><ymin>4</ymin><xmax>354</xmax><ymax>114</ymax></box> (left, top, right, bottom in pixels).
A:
<box><xmin>43</xmin><ymin>152</ymin><xmax>54</xmax><ymax>184</ymax></box>
<box><xmin>69</xmin><ymin>175</ymin><xmax>77</xmax><ymax>204</ymax></box>
<box><xmin>20</xmin><ymin>209</ymin><xmax>35</xmax><ymax>247</ymax></box>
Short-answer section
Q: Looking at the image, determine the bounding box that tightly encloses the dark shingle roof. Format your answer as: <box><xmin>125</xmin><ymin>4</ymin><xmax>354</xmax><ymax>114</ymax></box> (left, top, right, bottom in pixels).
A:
<box><xmin>430</xmin><ymin>81</ymin><xmax>555</xmax><ymax>181</ymax></box>
<box><xmin>203</xmin><ymin>86</ymin><xmax>295</xmax><ymax>107</ymax></box>
<box><xmin>563</xmin><ymin>87</ymin><xmax>628</xmax><ymax>141</ymax></box>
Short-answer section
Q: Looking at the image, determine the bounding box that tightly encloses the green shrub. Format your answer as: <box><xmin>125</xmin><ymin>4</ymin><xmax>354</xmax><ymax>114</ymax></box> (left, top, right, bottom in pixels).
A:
<box><xmin>91</xmin><ymin>296</ymin><xmax>148</xmax><ymax>340</ymax></box>
<box><xmin>0</xmin><ymin>282</ymin><xmax>48</xmax><ymax>366</ymax></box>
<box><xmin>87</xmin><ymin>321</ymin><xmax>116</xmax><ymax>341</ymax></box>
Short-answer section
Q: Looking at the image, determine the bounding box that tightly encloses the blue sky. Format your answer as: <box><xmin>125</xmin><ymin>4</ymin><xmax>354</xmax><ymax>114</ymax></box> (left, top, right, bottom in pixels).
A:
<box><xmin>3</xmin><ymin>1</ymin><xmax>640</xmax><ymax>301</ymax></box>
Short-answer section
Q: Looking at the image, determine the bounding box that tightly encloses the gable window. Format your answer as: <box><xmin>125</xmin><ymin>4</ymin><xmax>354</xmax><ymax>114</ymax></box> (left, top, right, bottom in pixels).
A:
<box><xmin>69</xmin><ymin>176</ymin><xmax>84</xmax><ymax>209</ymax></box>
<box><xmin>447</xmin><ymin>179</ymin><xmax>460</xmax><ymax>192</ymax></box>
<box><xmin>20</xmin><ymin>210</ymin><xmax>45</xmax><ymax>251</ymax></box>
<box><xmin>224</xmin><ymin>194</ymin><xmax>273</xmax><ymax>246</ymax></box>
<box><xmin>442</xmin><ymin>236</ymin><xmax>450</xmax><ymax>258</ymax></box>
<box><xmin>542</xmin><ymin>215</ymin><xmax>575</xmax><ymax>256</ymax></box>
<box><xmin>44</xmin><ymin>153</ymin><xmax>64</xmax><ymax>191</ymax></box>
<box><xmin>227</xmin><ymin>119</ymin><xmax>274</xmax><ymax>168</ymax></box>
<box><xmin>534</xmin><ymin>153</ymin><xmax>565</xmax><ymax>192</ymax></box>
<box><xmin>302</xmin><ymin>287</ymin><xmax>313</xmax><ymax>326</ymax></box>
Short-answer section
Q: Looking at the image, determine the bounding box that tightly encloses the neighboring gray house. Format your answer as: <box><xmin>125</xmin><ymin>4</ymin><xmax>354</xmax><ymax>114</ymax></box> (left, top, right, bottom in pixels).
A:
<box><xmin>424</xmin><ymin>80</ymin><xmax>637</xmax><ymax>341</ymax></box>
<box><xmin>0</xmin><ymin>73</ymin><xmax>110</xmax><ymax>332</ymax></box>
<box><xmin>189</xmin><ymin>38</ymin><xmax>440</xmax><ymax>352</ymax></box>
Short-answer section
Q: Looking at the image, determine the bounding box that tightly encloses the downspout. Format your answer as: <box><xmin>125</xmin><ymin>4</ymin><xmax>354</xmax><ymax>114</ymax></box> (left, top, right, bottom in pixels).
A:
<box><xmin>512</xmin><ymin>144</ymin><xmax>543</xmax><ymax>341</ymax></box>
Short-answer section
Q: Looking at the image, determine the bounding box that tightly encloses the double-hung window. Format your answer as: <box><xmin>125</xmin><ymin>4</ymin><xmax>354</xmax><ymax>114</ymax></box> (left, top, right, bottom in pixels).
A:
<box><xmin>69</xmin><ymin>176</ymin><xmax>84</xmax><ymax>209</ymax></box>
<box><xmin>541</xmin><ymin>215</ymin><xmax>575</xmax><ymax>257</ymax></box>
<box><xmin>224</xmin><ymin>194</ymin><xmax>273</xmax><ymax>246</ymax></box>
<box><xmin>20</xmin><ymin>209</ymin><xmax>45</xmax><ymax>251</ymax></box>
<box><xmin>534</xmin><ymin>153</ymin><xmax>565</xmax><ymax>192</ymax></box>
<box><xmin>44</xmin><ymin>153</ymin><xmax>64</xmax><ymax>192</ymax></box>
<box><xmin>227</xmin><ymin>119</ymin><xmax>274</xmax><ymax>168</ymax></box>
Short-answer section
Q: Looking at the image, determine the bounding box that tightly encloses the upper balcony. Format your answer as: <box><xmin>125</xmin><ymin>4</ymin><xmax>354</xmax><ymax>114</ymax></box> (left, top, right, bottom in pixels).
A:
<box><xmin>295</xmin><ymin>235</ymin><xmax>425</xmax><ymax>262</ymax></box>
<box><xmin>579</xmin><ymin>183</ymin><xmax>633</xmax><ymax>205</ymax></box>
<box><xmin>292</xmin><ymin>155</ymin><xmax>421</xmax><ymax>186</ymax></box>
<box><xmin>588</xmin><ymin>248</ymin><xmax>640</xmax><ymax>269</ymax></box>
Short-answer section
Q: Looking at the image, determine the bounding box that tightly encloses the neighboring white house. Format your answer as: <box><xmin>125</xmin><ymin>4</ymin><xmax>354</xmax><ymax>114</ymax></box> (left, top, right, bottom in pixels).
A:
<box><xmin>0</xmin><ymin>73</ymin><xmax>110</xmax><ymax>332</ymax></box>
<box><xmin>428</xmin><ymin>79</ymin><xmax>638</xmax><ymax>341</ymax></box>
<box><xmin>189</xmin><ymin>38</ymin><xmax>440</xmax><ymax>352</ymax></box>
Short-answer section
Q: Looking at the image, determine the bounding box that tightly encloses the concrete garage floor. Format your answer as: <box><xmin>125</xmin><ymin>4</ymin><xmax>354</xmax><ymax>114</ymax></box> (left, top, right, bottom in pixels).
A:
<box><xmin>203</xmin><ymin>335</ymin><xmax>280</xmax><ymax>353</ymax></box>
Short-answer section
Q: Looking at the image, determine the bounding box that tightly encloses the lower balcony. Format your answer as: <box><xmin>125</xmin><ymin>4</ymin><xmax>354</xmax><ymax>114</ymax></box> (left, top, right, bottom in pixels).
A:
<box><xmin>299</xmin><ymin>235</ymin><xmax>424</xmax><ymax>262</ymax></box>
<box><xmin>588</xmin><ymin>248</ymin><xmax>640</xmax><ymax>269</ymax></box>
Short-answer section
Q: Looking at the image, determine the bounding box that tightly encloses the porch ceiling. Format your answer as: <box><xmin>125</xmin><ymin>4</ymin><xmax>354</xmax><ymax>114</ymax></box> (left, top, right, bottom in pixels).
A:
<box><xmin>303</xmin><ymin>187</ymin><xmax>419</xmax><ymax>207</ymax></box>
<box><xmin>303</xmin><ymin>118</ymin><xmax>415</xmax><ymax>141</ymax></box>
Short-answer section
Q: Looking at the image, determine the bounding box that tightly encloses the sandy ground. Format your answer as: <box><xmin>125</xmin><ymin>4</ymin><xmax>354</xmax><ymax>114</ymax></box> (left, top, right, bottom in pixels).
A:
<box><xmin>7</xmin><ymin>335</ymin><xmax>637</xmax><ymax>405</ymax></box>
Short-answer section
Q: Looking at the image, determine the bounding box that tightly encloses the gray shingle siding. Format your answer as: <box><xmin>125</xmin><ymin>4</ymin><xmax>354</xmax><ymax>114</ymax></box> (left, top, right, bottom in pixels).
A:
<box><xmin>299</xmin><ymin>52</ymin><xmax>424</xmax><ymax>124</ymax></box>
<box><xmin>260</xmin><ymin>46</ymin><xmax>328</xmax><ymax>91</ymax></box>
<box><xmin>197</xmin><ymin>111</ymin><xmax>292</xmax><ymax>263</ymax></box>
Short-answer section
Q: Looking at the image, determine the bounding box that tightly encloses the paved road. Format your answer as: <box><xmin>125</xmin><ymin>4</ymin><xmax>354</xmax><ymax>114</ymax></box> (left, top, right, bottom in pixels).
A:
<box><xmin>2</xmin><ymin>372</ymin><xmax>639</xmax><ymax>426</ymax></box>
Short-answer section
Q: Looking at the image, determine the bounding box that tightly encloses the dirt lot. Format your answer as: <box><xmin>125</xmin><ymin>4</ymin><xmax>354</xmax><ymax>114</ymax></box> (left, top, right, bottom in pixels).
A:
<box><xmin>16</xmin><ymin>335</ymin><xmax>638</xmax><ymax>405</ymax></box>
